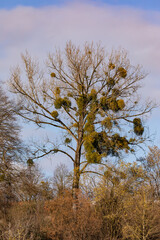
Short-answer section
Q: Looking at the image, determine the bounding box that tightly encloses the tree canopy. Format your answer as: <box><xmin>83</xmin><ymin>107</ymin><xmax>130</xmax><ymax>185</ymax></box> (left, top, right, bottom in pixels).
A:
<box><xmin>9</xmin><ymin>42</ymin><xmax>155</xmax><ymax>193</ymax></box>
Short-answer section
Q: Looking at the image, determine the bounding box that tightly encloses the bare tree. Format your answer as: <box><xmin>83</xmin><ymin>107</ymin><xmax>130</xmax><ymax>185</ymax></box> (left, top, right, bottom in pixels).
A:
<box><xmin>139</xmin><ymin>146</ymin><xmax>160</xmax><ymax>199</ymax></box>
<box><xmin>9</xmin><ymin>42</ymin><xmax>155</xmax><ymax>196</ymax></box>
<box><xmin>0</xmin><ymin>84</ymin><xmax>22</xmax><ymax>209</ymax></box>
<box><xmin>0</xmin><ymin>85</ymin><xmax>20</xmax><ymax>161</ymax></box>
<box><xmin>52</xmin><ymin>163</ymin><xmax>72</xmax><ymax>196</ymax></box>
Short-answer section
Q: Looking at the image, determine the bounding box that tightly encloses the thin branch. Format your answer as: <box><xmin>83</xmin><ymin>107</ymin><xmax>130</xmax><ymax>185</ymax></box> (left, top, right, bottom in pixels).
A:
<box><xmin>81</xmin><ymin>170</ymin><xmax>104</xmax><ymax>177</ymax></box>
<box><xmin>32</xmin><ymin>148</ymin><xmax>75</xmax><ymax>162</ymax></box>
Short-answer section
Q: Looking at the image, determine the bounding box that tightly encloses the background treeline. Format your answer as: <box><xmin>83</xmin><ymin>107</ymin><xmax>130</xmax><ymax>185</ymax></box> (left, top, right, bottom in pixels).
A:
<box><xmin>1</xmin><ymin>151</ymin><xmax>160</xmax><ymax>240</ymax></box>
<box><xmin>0</xmin><ymin>42</ymin><xmax>160</xmax><ymax>239</ymax></box>
<box><xmin>0</xmin><ymin>114</ymin><xmax>160</xmax><ymax>240</ymax></box>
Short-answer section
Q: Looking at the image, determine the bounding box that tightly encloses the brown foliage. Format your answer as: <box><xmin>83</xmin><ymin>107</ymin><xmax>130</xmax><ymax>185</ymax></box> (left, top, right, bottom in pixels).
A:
<box><xmin>0</xmin><ymin>201</ymin><xmax>50</xmax><ymax>240</ymax></box>
<box><xmin>44</xmin><ymin>191</ymin><xmax>103</xmax><ymax>240</ymax></box>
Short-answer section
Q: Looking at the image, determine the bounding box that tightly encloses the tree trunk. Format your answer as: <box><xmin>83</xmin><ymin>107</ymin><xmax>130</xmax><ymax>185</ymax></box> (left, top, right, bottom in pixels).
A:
<box><xmin>72</xmin><ymin>147</ymin><xmax>81</xmax><ymax>199</ymax></box>
<box><xmin>72</xmin><ymin>117</ymin><xmax>83</xmax><ymax>199</ymax></box>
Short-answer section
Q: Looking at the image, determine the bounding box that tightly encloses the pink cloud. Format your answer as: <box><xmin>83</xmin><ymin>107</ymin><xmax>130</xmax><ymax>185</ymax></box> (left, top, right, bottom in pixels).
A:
<box><xmin>0</xmin><ymin>2</ymin><xmax>160</xmax><ymax>172</ymax></box>
<box><xmin>0</xmin><ymin>3</ymin><xmax>159</xmax><ymax>76</ymax></box>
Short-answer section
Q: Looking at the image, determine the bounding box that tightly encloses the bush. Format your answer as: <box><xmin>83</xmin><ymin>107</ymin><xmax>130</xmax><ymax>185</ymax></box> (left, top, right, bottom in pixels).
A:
<box><xmin>44</xmin><ymin>191</ymin><xmax>103</xmax><ymax>240</ymax></box>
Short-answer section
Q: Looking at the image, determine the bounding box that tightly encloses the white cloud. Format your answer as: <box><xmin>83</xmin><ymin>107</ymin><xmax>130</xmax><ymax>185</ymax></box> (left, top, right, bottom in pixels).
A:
<box><xmin>1</xmin><ymin>2</ymin><xmax>160</xmax><ymax>173</ymax></box>
<box><xmin>0</xmin><ymin>3</ymin><xmax>159</xmax><ymax>84</ymax></box>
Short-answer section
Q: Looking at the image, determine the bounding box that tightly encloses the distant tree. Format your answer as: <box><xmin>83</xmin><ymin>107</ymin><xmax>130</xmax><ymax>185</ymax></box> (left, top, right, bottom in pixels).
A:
<box><xmin>14</xmin><ymin>163</ymin><xmax>53</xmax><ymax>201</ymax></box>
<box><xmin>52</xmin><ymin>163</ymin><xmax>72</xmax><ymax>196</ymax></box>
<box><xmin>0</xmin><ymin>85</ymin><xmax>22</xmax><ymax>208</ymax></box>
<box><xmin>139</xmin><ymin>146</ymin><xmax>160</xmax><ymax>199</ymax></box>
<box><xmin>0</xmin><ymin>85</ymin><xmax>20</xmax><ymax>162</ymax></box>
<box><xmin>9</xmin><ymin>42</ymin><xmax>155</xmax><ymax>196</ymax></box>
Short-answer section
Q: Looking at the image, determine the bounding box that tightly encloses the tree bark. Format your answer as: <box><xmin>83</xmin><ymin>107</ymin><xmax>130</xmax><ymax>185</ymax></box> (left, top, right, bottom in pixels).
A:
<box><xmin>72</xmin><ymin>116</ymin><xmax>83</xmax><ymax>199</ymax></box>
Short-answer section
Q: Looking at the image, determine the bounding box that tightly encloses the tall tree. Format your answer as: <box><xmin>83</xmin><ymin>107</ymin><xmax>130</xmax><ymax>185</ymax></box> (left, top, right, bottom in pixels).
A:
<box><xmin>0</xmin><ymin>84</ymin><xmax>21</xmax><ymax>208</ymax></box>
<box><xmin>0</xmin><ymin>86</ymin><xmax>20</xmax><ymax>161</ymax></box>
<box><xmin>9</xmin><ymin>42</ymin><xmax>155</xmax><ymax>195</ymax></box>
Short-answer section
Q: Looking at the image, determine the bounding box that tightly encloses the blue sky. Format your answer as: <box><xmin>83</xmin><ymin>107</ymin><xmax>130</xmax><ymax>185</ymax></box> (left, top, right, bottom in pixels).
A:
<box><xmin>0</xmin><ymin>0</ymin><xmax>160</xmax><ymax>175</ymax></box>
<box><xmin>1</xmin><ymin>0</ymin><xmax>160</xmax><ymax>11</ymax></box>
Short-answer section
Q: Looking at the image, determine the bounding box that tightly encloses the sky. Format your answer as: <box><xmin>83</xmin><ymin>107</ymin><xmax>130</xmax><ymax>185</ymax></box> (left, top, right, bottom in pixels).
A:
<box><xmin>0</xmin><ymin>0</ymin><xmax>160</xmax><ymax>175</ymax></box>
<box><xmin>1</xmin><ymin>0</ymin><xmax>160</xmax><ymax>11</ymax></box>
